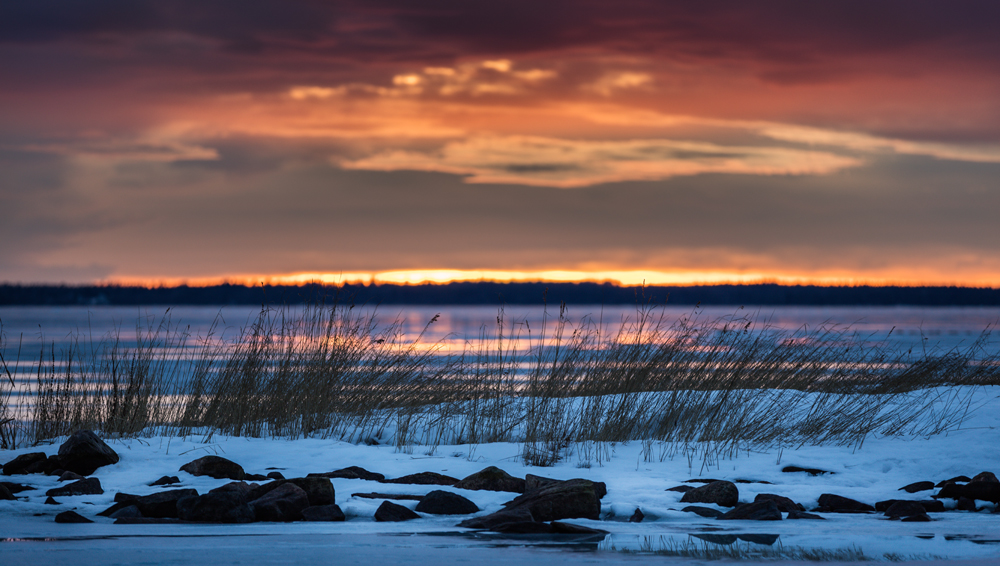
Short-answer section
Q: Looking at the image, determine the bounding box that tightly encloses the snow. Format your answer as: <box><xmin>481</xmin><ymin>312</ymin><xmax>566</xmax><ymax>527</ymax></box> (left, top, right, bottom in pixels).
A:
<box><xmin>2</xmin><ymin>386</ymin><xmax>999</xmax><ymax>565</ymax></box>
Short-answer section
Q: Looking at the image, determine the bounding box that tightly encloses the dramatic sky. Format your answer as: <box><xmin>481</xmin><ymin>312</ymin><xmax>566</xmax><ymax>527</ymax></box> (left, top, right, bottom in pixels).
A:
<box><xmin>3</xmin><ymin>1</ymin><xmax>1000</xmax><ymax>286</ymax></box>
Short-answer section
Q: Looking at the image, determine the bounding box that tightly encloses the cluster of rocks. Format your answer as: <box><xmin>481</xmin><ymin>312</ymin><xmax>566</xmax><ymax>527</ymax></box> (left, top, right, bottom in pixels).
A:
<box><xmin>667</xmin><ymin>469</ymin><xmax>999</xmax><ymax>523</ymax></box>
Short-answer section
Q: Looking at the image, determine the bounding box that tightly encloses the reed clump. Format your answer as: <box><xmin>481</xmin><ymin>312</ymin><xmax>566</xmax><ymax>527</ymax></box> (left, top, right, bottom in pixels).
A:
<box><xmin>1</xmin><ymin>300</ymin><xmax>998</xmax><ymax>465</ymax></box>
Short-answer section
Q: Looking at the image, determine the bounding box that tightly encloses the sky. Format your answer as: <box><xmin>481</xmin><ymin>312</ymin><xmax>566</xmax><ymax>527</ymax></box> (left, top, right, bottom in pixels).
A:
<box><xmin>2</xmin><ymin>1</ymin><xmax>1000</xmax><ymax>287</ymax></box>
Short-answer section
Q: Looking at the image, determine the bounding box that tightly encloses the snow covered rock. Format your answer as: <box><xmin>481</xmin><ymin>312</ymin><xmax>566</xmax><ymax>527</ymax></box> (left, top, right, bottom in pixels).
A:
<box><xmin>414</xmin><ymin>490</ymin><xmax>479</xmax><ymax>515</ymax></box>
<box><xmin>680</xmin><ymin>481</ymin><xmax>738</xmax><ymax>508</ymax></box>
<box><xmin>179</xmin><ymin>455</ymin><xmax>245</xmax><ymax>480</ymax></box>
<box><xmin>57</xmin><ymin>430</ymin><xmax>120</xmax><ymax>475</ymax></box>
<box><xmin>453</xmin><ymin>466</ymin><xmax>525</xmax><ymax>493</ymax></box>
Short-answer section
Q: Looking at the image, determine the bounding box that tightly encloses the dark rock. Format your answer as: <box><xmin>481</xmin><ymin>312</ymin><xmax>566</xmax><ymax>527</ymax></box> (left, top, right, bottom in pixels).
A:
<box><xmin>115</xmin><ymin>492</ymin><xmax>140</xmax><ymax>503</ymax></box>
<box><xmin>815</xmin><ymin>494</ymin><xmax>874</xmax><ymax>513</ymax></box>
<box><xmin>248</xmin><ymin>477</ymin><xmax>335</xmax><ymax>507</ymax></box>
<box><xmin>457</xmin><ymin>507</ymin><xmax>534</xmax><ymax>529</ymax></box>
<box><xmin>719</xmin><ymin>500</ymin><xmax>782</xmax><ymax>521</ymax></box>
<box><xmin>267</xmin><ymin>472</ymin><xmax>285</xmax><ymax>480</ymax></box>
<box><xmin>957</xmin><ymin>497</ymin><xmax>977</xmax><ymax>511</ymax></box>
<box><xmin>3</xmin><ymin>452</ymin><xmax>47</xmax><ymax>475</ymax></box>
<box><xmin>738</xmin><ymin>534</ymin><xmax>780</xmax><ymax>545</ymax></box>
<box><xmin>415</xmin><ymin>490</ymin><xmax>479</xmax><ymax>515</ymax></box>
<box><xmin>453</xmin><ymin>466</ymin><xmax>525</xmax><ymax>493</ymax></box>
<box><xmin>352</xmin><ymin>492</ymin><xmax>424</xmax><ymax>501</ymax></box>
<box><xmin>500</xmin><ymin>478</ymin><xmax>602</xmax><ymax>521</ymax></box>
<box><xmin>0</xmin><ymin>484</ymin><xmax>14</xmax><ymax>500</ymax></box>
<box><xmin>754</xmin><ymin>493</ymin><xmax>804</xmax><ymax>513</ymax></box>
<box><xmin>685</xmin><ymin>478</ymin><xmax>723</xmax><ymax>484</ymax></box>
<box><xmin>900</xmin><ymin>481</ymin><xmax>935</xmax><ymax>493</ymax></box>
<box><xmin>628</xmin><ymin>508</ymin><xmax>644</xmax><ymax>523</ymax></box>
<box><xmin>250</xmin><ymin>482</ymin><xmax>310</xmax><ymax>522</ymax></box>
<box><xmin>549</xmin><ymin>521</ymin><xmax>609</xmax><ymax>535</ymax></box>
<box><xmin>885</xmin><ymin>501</ymin><xmax>929</xmax><ymax>519</ymax></box>
<box><xmin>55</xmin><ymin>510</ymin><xmax>93</xmax><ymax>523</ymax></box>
<box><xmin>245</xmin><ymin>473</ymin><xmax>268</xmax><ymax>481</ymax></box>
<box><xmin>381</xmin><ymin>472</ymin><xmax>458</xmax><ymax>486</ymax></box>
<box><xmin>735</xmin><ymin>479</ymin><xmax>773</xmax><ymax>485</ymax></box>
<box><xmin>309</xmin><ymin>466</ymin><xmax>384</xmax><ymax>481</ymax></box>
<box><xmin>210</xmin><ymin>481</ymin><xmax>253</xmax><ymax>497</ymax></box>
<box><xmin>46</xmin><ymin>478</ymin><xmax>103</xmax><ymax>497</ymax></box>
<box><xmin>523</xmin><ymin>475</ymin><xmax>606</xmax><ymax>499</ymax></box>
<box><xmin>109</xmin><ymin>505</ymin><xmax>143</xmax><ymax>519</ymax></box>
<box><xmin>179</xmin><ymin>455</ymin><xmax>245</xmax><ymax>480</ymax></box>
<box><xmin>680</xmin><ymin>481</ymin><xmax>739</xmax><ymax>508</ymax></box>
<box><xmin>134</xmin><ymin>489</ymin><xmax>199</xmax><ymax>518</ymax></box>
<box><xmin>57</xmin><ymin>430</ymin><xmax>120</xmax><ymax>475</ymax></box>
<box><xmin>692</xmin><ymin>533</ymin><xmax>737</xmax><ymax>545</ymax></box>
<box><xmin>99</xmin><ymin>501</ymin><xmax>137</xmax><ymax>517</ymax></box>
<box><xmin>114</xmin><ymin>517</ymin><xmax>187</xmax><ymax>524</ymax></box>
<box><xmin>666</xmin><ymin>485</ymin><xmax>694</xmax><ymax>493</ymax></box>
<box><xmin>150</xmin><ymin>475</ymin><xmax>180</xmax><ymax>486</ymax></box>
<box><xmin>177</xmin><ymin>492</ymin><xmax>255</xmax><ymax>523</ymax></box>
<box><xmin>491</xmin><ymin>521</ymin><xmax>553</xmax><ymax>533</ymax></box>
<box><xmin>936</xmin><ymin>475</ymin><xmax>971</xmax><ymax>487</ymax></box>
<box><xmin>25</xmin><ymin>455</ymin><xmax>62</xmax><ymax>475</ymax></box>
<box><xmin>374</xmin><ymin>500</ymin><xmax>420</xmax><ymax>522</ymax></box>
<box><xmin>972</xmin><ymin>471</ymin><xmax>999</xmax><ymax>484</ymax></box>
<box><xmin>0</xmin><ymin>481</ymin><xmax>33</xmax><ymax>494</ymax></box>
<box><xmin>901</xmin><ymin>513</ymin><xmax>932</xmax><ymax>522</ymax></box>
<box><xmin>787</xmin><ymin>510</ymin><xmax>825</xmax><ymax>520</ymax></box>
<box><xmin>58</xmin><ymin>471</ymin><xmax>84</xmax><ymax>482</ymax></box>
<box><xmin>44</xmin><ymin>496</ymin><xmax>60</xmax><ymax>505</ymax></box>
<box><xmin>875</xmin><ymin>499</ymin><xmax>944</xmax><ymax>513</ymax></box>
<box><xmin>781</xmin><ymin>466</ymin><xmax>832</xmax><ymax>476</ymax></box>
<box><xmin>936</xmin><ymin>481</ymin><xmax>1000</xmax><ymax>503</ymax></box>
<box><xmin>301</xmin><ymin>504</ymin><xmax>346</xmax><ymax>522</ymax></box>
<box><xmin>681</xmin><ymin>506</ymin><xmax>723</xmax><ymax>519</ymax></box>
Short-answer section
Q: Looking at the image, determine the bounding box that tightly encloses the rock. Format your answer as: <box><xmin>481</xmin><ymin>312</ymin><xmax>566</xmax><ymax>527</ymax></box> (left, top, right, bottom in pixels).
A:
<box><xmin>210</xmin><ymin>481</ymin><xmax>254</xmax><ymax>497</ymax></box>
<box><xmin>309</xmin><ymin>466</ymin><xmax>384</xmax><ymax>481</ymax></box>
<box><xmin>177</xmin><ymin>492</ymin><xmax>255</xmax><ymax>523</ymax></box>
<box><xmin>0</xmin><ymin>481</ymin><xmax>33</xmax><ymax>494</ymax></box>
<box><xmin>815</xmin><ymin>494</ymin><xmax>874</xmax><ymax>513</ymax></box>
<box><xmin>245</xmin><ymin>473</ymin><xmax>268</xmax><ymax>481</ymax></box>
<box><xmin>381</xmin><ymin>472</ymin><xmax>458</xmax><ymax>486</ymax></box>
<box><xmin>134</xmin><ymin>489</ymin><xmax>199</xmax><ymax>518</ymax></box>
<box><xmin>457</xmin><ymin>506</ymin><xmax>535</xmax><ymax>529</ymax></box>
<box><xmin>453</xmin><ymin>466</ymin><xmax>525</xmax><ymax>493</ymax></box>
<box><xmin>490</xmin><ymin>521</ymin><xmax>553</xmax><ymax>533</ymax></box>
<box><xmin>681</xmin><ymin>506</ymin><xmax>723</xmax><ymax>519</ymax></box>
<box><xmin>114</xmin><ymin>517</ymin><xmax>187</xmax><ymax>524</ymax></box>
<box><xmin>549</xmin><ymin>521</ymin><xmax>609</xmax><ymax>535</ymax></box>
<box><xmin>46</xmin><ymin>478</ymin><xmax>103</xmax><ymax>497</ymax></box>
<box><xmin>666</xmin><ymin>485</ymin><xmax>693</xmax><ymax>493</ymax></box>
<box><xmin>54</xmin><ymin>510</ymin><xmax>93</xmax><ymax>523</ymax></box>
<box><xmin>25</xmin><ymin>455</ymin><xmax>62</xmax><ymax>475</ymax></box>
<box><xmin>109</xmin><ymin>505</ymin><xmax>143</xmax><ymax>519</ymax></box>
<box><xmin>301</xmin><ymin>504</ymin><xmax>346</xmax><ymax>522</ymax></box>
<box><xmin>936</xmin><ymin>475</ymin><xmax>971</xmax><ymax>487</ymax></box>
<box><xmin>374</xmin><ymin>500</ymin><xmax>420</xmax><ymax>522</ymax></box>
<box><xmin>781</xmin><ymin>466</ymin><xmax>832</xmax><ymax>476</ymax></box>
<box><xmin>936</xmin><ymin>481</ymin><xmax>1000</xmax><ymax>503</ymax></box>
<box><xmin>900</xmin><ymin>481</ymin><xmax>935</xmax><ymax>493</ymax></box>
<box><xmin>150</xmin><ymin>475</ymin><xmax>180</xmax><ymax>487</ymax></box>
<box><xmin>2</xmin><ymin>452</ymin><xmax>47</xmax><ymax>475</ymax></box>
<box><xmin>628</xmin><ymin>508</ymin><xmax>644</xmax><ymax>523</ymax></box>
<box><xmin>787</xmin><ymin>510</ymin><xmax>825</xmax><ymax>520</ymax></box>
<box><xmin>266</xmin><ymin>472</ymin><xmax>285</xmax><ymax>480</ymax></box>
<box><xmin>957</xmin><ymin>497</ymin><xmax>977</xmax><ymax>511</ymax></box>
<box><xmin>352</xmin><ymin>492</ymin><xmax>424</xmax><ymax>501</ymax></box>
<box><xmin>680</xmin><ymin>481</ymin><xmax>739</xmax><ymax>508</ymax></box>
<box><xmin>179</xmin><ymin>456</ymin><xmax>245</xmax><ymax>480</ymax></box>
<box><xmin>500</xmin><ymin>478</ymin><xmax>602</xmax><ymax>521</ymax></box>
<box><xmin>248</xmin><ymin>477</ymin><xmax>335</xmax><ymax>507</ymax></box>
<box><xmin>875</xmin><ymin>499</ymin><xmax>944</xmax><ymax>513</ymax></box>
<box><xmin>692</xmin><ymin>533</ymin><xmax>737</xmax><ymax>545</ymax></box>
<box><xmin>0</xmin><ymin>484</ymin><xmax>13</xmax><ymax>500</ymax></box>
<box><xmin>415</xmin><ymin>490</ymin><xmax>479</xmax><ymax>515</ymax></box>
<box><xmin>523</xmin><ymin>475</ymin><xmax>607</xmax><ymax>499</ymax></box>
<box><xmin>57</xmin><ymin>430</ymin><xmax>120</xmax><ymax>475</ymax></box>
<box><xmin>58</xmin><ymin>471</ymin><xmax>84</xmax><ymax>482</ymax></box>
<box><xmin>972</xmin><ymin>471</ymin><xmax>999</xmax><ymax>484</ymax></box>
<box><xmin>250</xmin><ymin>482</ymin><xmax>310</xmax><ymax>522</ymax></box>
<box><xmin>754</xmin><ymin>493</ymin><xmax>804</xmax><ymax>513</ymax></box>
<box><xmin>719</xmin><ymin>500</ymin><xmax>782</xmax><ymax>521</ymax></box>
<box><xmin>884</xmin><ymin>501</ymin><xmax>930</xmax><ymax>519</ymax></box>
<box><xmin>901</xmin><ymin>514</ymin><xmax>931</xmax><ymax>522</ymax></box>
<box><xmin>738</xmin><ymin>534</ymin><xmax>780</xmax><ymax>545</ymax></box>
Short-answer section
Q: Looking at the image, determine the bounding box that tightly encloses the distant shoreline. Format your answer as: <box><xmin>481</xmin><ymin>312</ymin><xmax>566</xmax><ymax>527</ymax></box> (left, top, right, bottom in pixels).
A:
<box><xmin>2</xmin><ymin>282</ymin><xmax>1000</xmax><ymax>307</ymax></box>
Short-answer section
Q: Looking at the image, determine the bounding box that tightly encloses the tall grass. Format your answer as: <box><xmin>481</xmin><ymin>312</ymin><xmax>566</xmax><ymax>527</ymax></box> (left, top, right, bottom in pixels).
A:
<box><xmin>1</xmin><ymin>300</ymin><xmax>998</xmax><ymax>465</ymax></box>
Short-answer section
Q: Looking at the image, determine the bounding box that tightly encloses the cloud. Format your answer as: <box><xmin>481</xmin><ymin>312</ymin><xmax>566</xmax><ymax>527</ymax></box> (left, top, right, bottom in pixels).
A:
<box><xmin>584</xmin><ymin>72</ymin><xmax>653</xmax><ymax>96</ymax></box>
<box><xmin>341</xmin><ymin>135</ymin><xmax>861</xmax><ymax>187</ymax></box>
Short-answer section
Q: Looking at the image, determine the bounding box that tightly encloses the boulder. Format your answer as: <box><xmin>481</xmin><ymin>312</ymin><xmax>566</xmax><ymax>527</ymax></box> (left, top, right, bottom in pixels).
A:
<box><xmin>415</xmin><ymin>490</ymin><xmax>479</xmax><ymax>515</ymax></box>
<box><xmin>901</xmin><ymin>513</ymin><xmax>931</xmax><ymax>522</ymax></box>
<box><xmin>936</xmin><ymin>475</ymin><xmax>971</xmax><ymax>487</ymax></box>
<box><xmin>739</xmin><ymin>534</ymin><xmax>780</xmax><ymax>545</ymax></box>
<box><xmin>680</xmin><ymin>481</ymin><xmax>739</xmax><ymax>508</ymax></box>
<box><xmin>719</xmin><ymin>500</ymin><xmax>782</xmax><ymax>521</ymax></box>
<box><xmin>2</xmin><ymin>452</ymin><xmax>47</xmax><ymax>475</ymax></box>
<box><xmin>814</xmin><ymin>494</ymin><xmax>874</xmax><ymax>513</ymax></box>
<box><xmin>692</xmin><ymin>534</ymin><xmax>737</xmax><ymax>545</ymax></box>
<box><xmin>0</xmin><ymin>484</ymin><xmax>13</xmax><ymax>500</ymax></box>
<box><xmin>899</xmin><ymin>481</ymin><xmax>935</xmax><ymax>493</ymax></box>
<box><xmin>453</xmin><ymin>466</ymin><xmax>525</xmax><ymax>493</ymax></box>
<box><xmin>666</xmin><ymin>485</ymin><xmax>693</xmax><ymax>493</ymax></box>
<box><xmin>251</xmin><ymin>482</ymin><xmax>310</xmax><ymax>522</ymax></box>
<box><xmin>177</xmin><ymin>492</ymin><xmax>255</xmax><ymax>523</ymax></box>
<box><xmin>266</xmin><ymin>472</ymin><xmax>285</xmax><ymax>480</ymax></box>
<box><xmin>352</xmin><ymin>492</ymin><xmax>424</xmax><ymax>501</ymax></box>
<box><xmin>972</xmin><ymin>471</ymin><xmax>999</xmax><ymax>484</ymax></box>
<box><xmin>309</xmin><ymin>466</ymin><xmax>384</xmax><ymax>481</ymax></box>
<box><xmin>58</xmin><ymin>471</ymin><xmax>84</xmax><ymax>482</ymax></box>
<box><xmin>0</xmin><ymin>481</ymin><xmax>33</xmax><ymax>494</ymax></box>
<box><xmin>57</xmin><ymin>430</ymin><xmax>119</xmax><ymax>475</ymax></box>
<box><xmin>150</xmin><ymin>475</ymin><xmax>180</xmax><ymax>487</ymax></box>
<box><xmin>134</xmin><ymin>489</ymin><xmax>199</xmax><ymax>518</ymax></box>
<box><xmin>457</xmin><ymin>506</ymin><xmax>534</xmax><ymax>529</ymax></box>
<box><xmin>490</xmin><ymin>521</ymin><xmax>607</xmax><ymax>535</ymax></box>
<box><xmin>46</xmin><ymin>477</ymin><xmax>103</xmax><ymax>497</ymax></box>
<box><xmin>499</xmin><ymin>478</ymin><xmax>602</xmax><ymax>522</ymax></box>
<box><xmin>248</xmin><ymin>477</ymin><xmax>335</xmax><ymax>507</ymax></box>
<box><xmin>884</xmin><ymin>501</ymin><xmax>929</xmax><ymax>519</ymax></box>
<box><xmin>109</xmin><ymin>505</ymin><xmax>143</xmax><ymax>519</ymax></box>
<box><xmin>245</xmin><ymin>473</ymin><xmax>268</xmax><ymax>481</ymax></box>
<box><xmin>681</xmin><ymin>506</ymin><xmax>723</xmax><ymax>519</ymax></box>
<box><xmin>781</xmin><ymin>466</ymin><xmax>832</xmax><ymax>476</ymax></box>
<box><xmin>374</xmin><ymin>500</ymin><xmax>420</xmax><ymax>522</ymax></box>
<box><xmin>936</xmin><ymin>481</ymin><xmax>1000</xmax><ymax>503</ymax></box>
<box><xmin>301</xmin><ymin>504</ymin><xmax>346</xmax><ymax>522</ymax></box>
<box><xmin>210</xmin><ymin>481</ymin><xmax>254</xmax><ymax>497</ymax></box>
<box><xmin>54</xmin><ymin>510</ymin><xmax>93</xmax><ymax>523</ymax></box>
<box><xmin>179</xmin><ymin>456</ymin><xmax>245</xmax><ymax>480</ymax></box>
<box><xmin>628</xmin><ymin>508</ymin><xmax>644</xmax><ymax>523</ymax></box>
<box><xmin>44</xmin><ymin>496</ymin><xmax>59</xmax><ymax>505</ymax></box>
<box><xmin>957</xmin><ymin>497</ymin><xmax>977</xmax><ymax>511</ymax></box>
<box><xmin>787</xmin><ymin>510</ymin><xmax>825</xmax><ymax>520</ymax></box>
<box><xmin>875</xmin><ymin>499</ymin><xmax>944</xmax><ymax>513</ymax></box>
<box><xmin>524</xmin><ymin>475</ymin><xmax>606</xmax><ymax>498</ymax></box>
<box><xmin>381</xmin><ymin>472</ymin><xmax>458</xmax><ymax>486</ymax></box>
<box><xmin>754</xmin><ymin>493</ymin><xmax>804</xmax><ymax>513</ymax></box>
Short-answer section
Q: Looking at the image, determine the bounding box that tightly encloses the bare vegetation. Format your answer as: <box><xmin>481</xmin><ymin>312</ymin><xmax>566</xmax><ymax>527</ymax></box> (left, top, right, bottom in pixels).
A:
<box><xmin>2</xmin><ymin>298</ymin><xmax>998</xmax><ymax>466</ymax></box>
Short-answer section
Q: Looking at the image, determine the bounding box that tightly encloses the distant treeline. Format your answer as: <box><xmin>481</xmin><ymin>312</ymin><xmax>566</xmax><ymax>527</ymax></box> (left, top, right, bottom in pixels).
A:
<box><xmin>2</xmin><ymin>282</ymin><xmax>1000</xmax><ymax>306</ymax></box>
